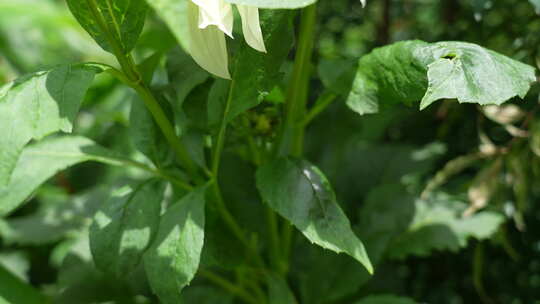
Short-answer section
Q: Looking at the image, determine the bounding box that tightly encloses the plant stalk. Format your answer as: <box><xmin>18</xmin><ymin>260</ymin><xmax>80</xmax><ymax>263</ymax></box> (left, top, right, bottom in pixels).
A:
<box><xmin>86</xmin><ymin>0</ymin><xmax>198</xmax><ymax>180</ymax></box>
<box><xmin>276</xmin><ymin>4</ymin><xmax>317</xmax><ymax>158</ymax></box>
<box><xmin>276</xmin><ymin>4</ymin><xmax>318</xmax><ymax>274</ymax></box>
<box><xmin>211</xmin><ymin>80</ymin><xmax>266</xmax><ymax>269</ymax></box>
<box><xmin>199</xmin><ymin>270</ymin><xmax>259</xmax><ymax>304</ymax></box>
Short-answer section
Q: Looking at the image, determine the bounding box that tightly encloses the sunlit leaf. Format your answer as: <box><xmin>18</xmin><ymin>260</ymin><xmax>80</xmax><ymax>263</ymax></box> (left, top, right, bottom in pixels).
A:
<box><xmin>0</xmin><ymin>136</ymin><xmax>139</xmax><ymax>217</ymax></box>
<box><xmin>143</xmin><ymin>187</ymin><xmax>206</xmax><ymax>304</ymax></box>
<box><xmin>347</xmin><ymin>40</ymin><xmax>536</xmax><ymax>115</ymax></box>
<box><xmin>89</xmin><ymin>180</ymin><xmax>165</xmax><ymax>276</ymax></box>
<box><xmin>0</xmin><ymin>64</ymin><xmax>100</xmax><ymax>185</ymax></box>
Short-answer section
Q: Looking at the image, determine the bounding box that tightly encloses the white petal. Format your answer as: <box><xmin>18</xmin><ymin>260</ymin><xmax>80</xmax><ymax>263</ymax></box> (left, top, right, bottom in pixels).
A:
<box><xmin>236</xmin><ymin>5</ymin><xmax>266</xmax><ymax>53</ymax></box>
<box><xmin>191</xmin><ymin>0</ymin><xmax>234</xmax><ymax>37</ymax></box>
<box><xmin>187</xmin><ymin>1</ymin><xmax>231</xmax><ymax>79</ymax></box>
<box><xmin>360</xmin><ymin>0</ymin><xmax>366</xmax><ymax>7</ymax></box>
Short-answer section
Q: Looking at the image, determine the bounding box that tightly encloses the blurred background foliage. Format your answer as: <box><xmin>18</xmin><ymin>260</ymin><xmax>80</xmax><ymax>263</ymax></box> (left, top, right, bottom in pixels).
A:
<box><xmin>1</xmin><ymin>0</ymin><xmax>540</xmax><ymax>303</ymax></box>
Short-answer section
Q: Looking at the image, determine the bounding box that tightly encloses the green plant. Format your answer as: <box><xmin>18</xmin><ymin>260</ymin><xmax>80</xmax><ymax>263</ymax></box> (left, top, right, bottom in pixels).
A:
<box><xmin>1</xmin><ymin>0</ymin><xmax>539</xmax><ymax>303</ymax></box>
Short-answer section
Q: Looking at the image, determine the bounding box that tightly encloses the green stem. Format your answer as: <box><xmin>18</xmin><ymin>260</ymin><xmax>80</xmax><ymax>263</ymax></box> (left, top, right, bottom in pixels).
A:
<box><xmin>275</xmin><ymin>4</ymin><xmax>318</xmax><ymax>274</ymax></box>
<box><xmin>266</xmin><ymin>207</ymin><xmax>282</xmax><ymax>271</ymax></box>
<box><xmin>199</xmin><ymin>270</ymin><xmax>259</xmax><ymax>304</ymax></box>
<box><xmin>110</xmin><ymin>157</ymin><xmax>194</xmax><ymax>191</ymax></box>
<box><xmin>212</xmin><ymin>183</ymin><xmax>265</xmax><ymax>269</ymax></box>
<box><xmin>242</xmin><ymin>115</ymin><xmax>262</xmax><ymax>165</ymax></box>
<box><xmin>211</xmin><ymin>80</ymin><xmax>266</xmax><ymax>269</ymax></box>
<box><xmin>276</xmin><ymin>4</ymin><xmax>318</xmax><ymax>158</ymax></box>
<box><xmin>211</xmin><ymin>79</ymin><xmax>235</xmax><ymax>177</ymax></box>
<box><xmin>132</xmin><ymin>83</ymin><xmax>198</xmax><ymax>178</ymax></box>
<box><xmin>300</xmin><ymin>92</ymin><xmax>337</xmax><ymax>127</ymax></box>
<box><xmin>473</xmin><ymin>243</ymin><xmax>493</xmax><ymax>304</ymax></box>
<box><xmin>86</xmin><ymin>0</ymin><xmax>198</xmax><ymax>180</ymax></box>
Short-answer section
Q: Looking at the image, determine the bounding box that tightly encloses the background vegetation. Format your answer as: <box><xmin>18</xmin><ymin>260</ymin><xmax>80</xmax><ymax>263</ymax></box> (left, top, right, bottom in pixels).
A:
<box><xmin>1</xmin><ymin>0</ymin><xmax>539</xmax><ymax>303</ymax></box>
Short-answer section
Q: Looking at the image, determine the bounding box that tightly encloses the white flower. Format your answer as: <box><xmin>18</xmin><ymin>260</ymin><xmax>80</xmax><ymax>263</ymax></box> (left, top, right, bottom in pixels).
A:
<box><xmin>187</xmin><ymin>0</ymin><xmax>266</xmax><ymax>79</ymax></box>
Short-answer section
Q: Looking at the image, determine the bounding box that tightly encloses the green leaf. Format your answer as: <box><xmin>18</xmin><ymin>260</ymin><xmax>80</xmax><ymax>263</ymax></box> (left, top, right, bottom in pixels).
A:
<box><xmin>0</xmin><ymin>252</ymin><xmax>29</xmax><ymax>282</ymax></box>
<box><xmin>226</xmin><ymin>10</ymin><xmax>294</xmax><ymax>122</ymax></box>
<box><xmin>223</xmin><ymin>0</ymin><xmax>317</xmax><ymax>9</ymax></box>
<box><xmin>419</xmin><ymin>42</ymin><xmax>536</xmax><ymax>109</ymax></box>
<box><xmin>346</xmin><ymin>40</ymin><xmax>430</xmax><ymax>115</ymax></box>
<box><xmin>167</xmin><ymin>47</ymin><xmax>209</xmax><ymax>107</ymax></box>
<box><xmin>0</xmin><ymin>263</ymin><xmax>47</xmax><ymax>304</ymax></box>
<box><xmin>143</xmin><ymin>187</ymin><xmax>206</xmax><ymax>304</ymax></box>
<box><xmin>256</xmin><ymin>158</ymin><xmax>373</xmax><ymax>274</ymax></box>
<box><xmin>318</xmin><ymin>58</ymin><xmax>358</xmax><ymax>96</ymax></box>
<box><xmin>89</xmin><ymin>180</ymin><xmax>165</xmax><ymax>277</ymax></box>
<box><xmin>180</xmin><ymin>286</ymin><xmax>232</xmax><ymax>304</ymax></box>
<box><xmin>0</xmin><ymin>136</ymin><xmax>139</xmax><ymax>217</ymax></box>
<box><xmin>0</xmin><ymin>64</ymin><xmax>99</xmax><ymax>185</ymax></box>
<box><xmin>268</xmin><ymin>273</ymin><xmax>298</xmax><ymax>304</ymax></box>
<box><xmin>354</xmin><ymin>295</ymin><xmax>417</xmax><ymax>304</ymax></box>
<box><xmin>0</xmin><ymin>0</ymin><xmax>105</xmax><ymax>73</ymax></box>
<box><xmin>0</xmin><ymin>187</ymin><xmax>106</xmax><ymax>245</ymax></box>
<box><xmin>129</xmin><ymin>98</ymin><xmax>172</xmax><ymax>166</ymax></box>
<box><xmin>387</xmin><ymin>193</ymin><xmax>505</xmax><ymax>259</ymax></box>
<box><xmin>294</xmin><ymin>242</ymin><xmax>369</xmax><ymax>304</ymax></box>
<box><xmin>54</xmin><ymin>232</ymin><xmax>139</xmax><ymax>304</ymax></box>
<box><xmin>346</xmin><ymin>40</ymin><xmax>536</xmax><ymax>115</ymax></box>
<box><xmin>66</xmin><ymin>0</ymin><xmax>148</xmax><ymax>53</ymax></box>
<box><xmin>356</xmin><ymin>184</ymin><xmax>416</xmax><ymax>265</ymax></box>
<box><xmin>530</xmin><ymin>0</ymin><xmax>540</xmax><ymax>14</ymax></box>
<box><xmin>144</xmin><ymin>0</ymin><xmax>190</xmax><ymax>52</ymax></box>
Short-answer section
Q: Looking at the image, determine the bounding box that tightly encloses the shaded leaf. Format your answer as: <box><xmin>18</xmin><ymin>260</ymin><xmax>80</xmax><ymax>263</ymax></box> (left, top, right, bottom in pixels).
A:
<box><xmin>0</xmin><ymin>264</ymin><xmax>47</xmax><ymax>304</ymax></box>
<box><xmin>226</xmin><ymin>10</ymin><xmax>294</xmax><ymax>122</ymax></box>
<box><xmin>294</xmin><ymin>241</ymin><xmax>369</xmax><ymax>304</ymax></box>
<box><xmin>256</xmin><ymin>158</ymin><xmax>373</xmax><ymax>273</ymax></box>
<box><xmin>55</xmin><ymin>232</ymin><xmax>141</xmax><ymax>304</ymax></box>
<box><xmin>356</xmin><ymin>184</ymin><xmax>416</xmax><ymax>265</ymax></box>
<box><xmin>144</xmin><ymin>0</ymin><xmax>190</xmax><ymax>51</ymax></box>
<box><xmin>167</xmin><ymin>47</ymin><xmax>209</xmax><ymax>107</ymax></box>
<box><xmin>180</xmin><ymin>286</ymin><xmax>232</xmax><ymax>304</ymax></box>
<box><xmin>388</xmin><ymin>193</ymin><xmax>505</xmax><ymax>259</ymax></box>
<box><xmin>129</xmin><ymin>98</ymin><xmax>172</xmax><ymax>166</ymax></box>
<box><xmin>268</xmin><ymin>273</ymin><xmax>298</xmax><ymax>304</ymax></box>
<box><xmin>0</xmin><ymin>187</ymin><xmax>106</xmax><ymax>245</ymax></box>
<box><xmin>354</xmin><ymin>294</ymin><xmax>417</xmax><ymax>304</ymax></box>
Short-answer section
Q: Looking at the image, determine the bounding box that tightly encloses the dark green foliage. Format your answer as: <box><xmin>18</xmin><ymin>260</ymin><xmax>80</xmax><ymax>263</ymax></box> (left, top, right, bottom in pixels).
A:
<box><xmin>257</xmin><ymin>158</ymin><xmax>373</xmax><ymax>273</ymax></box>
<box><xmin>66</xmin><ymin>0</ymin><xmax>148</xmax><ymax>53</ymax></box>
<box><xmin>1</xmin><ymin>0</ymin><xmax>539</xmax><ymax>303</ymax></box>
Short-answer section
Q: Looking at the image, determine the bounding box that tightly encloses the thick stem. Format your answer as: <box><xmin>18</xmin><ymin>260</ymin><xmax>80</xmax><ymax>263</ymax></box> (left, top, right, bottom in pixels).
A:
<box><xmin>276</xmin><ymin>4</ymin><xmax>317</xmax><ymax>158</ymax></box>
<box><xmin>266</xmin><ymin>207</ymin><xmax>282</xmax><ymax>271</ymax></box>
<box><xmin>275</xmin><ymin>4</ymin><xmax>318</xmax><ymax>274</ymax></box>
